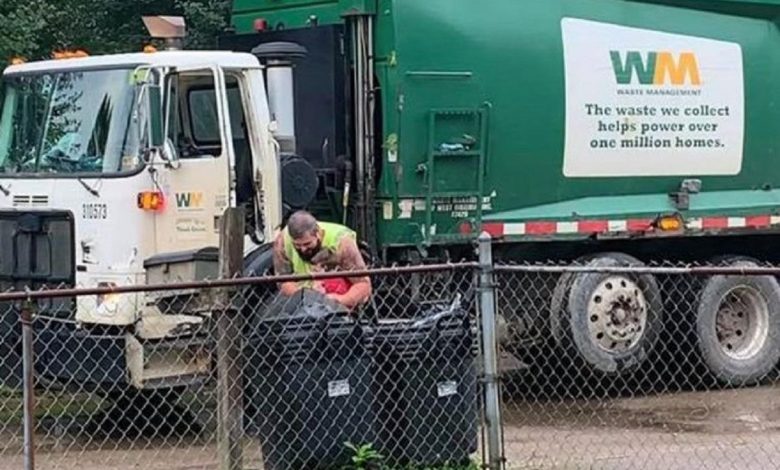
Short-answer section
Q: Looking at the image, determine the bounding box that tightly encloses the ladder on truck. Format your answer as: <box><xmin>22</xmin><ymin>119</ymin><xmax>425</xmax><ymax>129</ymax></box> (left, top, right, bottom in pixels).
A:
<box><xmin>422</xmin><ymin>107</ymin><xmax>489</xmax><ymax>245</ymax></box>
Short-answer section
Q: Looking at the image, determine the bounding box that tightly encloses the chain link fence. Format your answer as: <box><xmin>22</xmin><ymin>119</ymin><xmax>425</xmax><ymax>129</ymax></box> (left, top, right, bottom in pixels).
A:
<box><xmin>0</xmin><ymin>263</ymin><xmax>483</xmax><ymax>470</ymax></box>
<box><xmin>495</xmin><ymin>259</ymin><xmax>780</xmax><ymax>470</ymax></box>
<box><xmin>7</xmin><ymin>237</ymin><xmax>780</xmax><ymax>469</ymax></box>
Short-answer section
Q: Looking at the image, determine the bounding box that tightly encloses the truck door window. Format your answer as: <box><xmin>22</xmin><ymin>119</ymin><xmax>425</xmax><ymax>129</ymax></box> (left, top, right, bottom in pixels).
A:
<box><xmin>167</xmin><ymin>73</ymin><xmax>224</xmax><ymax>160</ymax></box>
<box><xmin>224</xmin><ymin>77</ymin><xmax>253</xmax><ymax>207</ymax></box>
<box><xmin>170</xmin><ymin>73</ymin><xmax>253</xmax><ymax>206</ymax></box>
<box><xmin>189</xmin><ymin>88</ymin><xmax>221</xmax><ymax>145</ymax></box>
<box><xmin>187</xmin><ymin>84</ymin><xmax>244</xmax><ymax>143</ymax></box>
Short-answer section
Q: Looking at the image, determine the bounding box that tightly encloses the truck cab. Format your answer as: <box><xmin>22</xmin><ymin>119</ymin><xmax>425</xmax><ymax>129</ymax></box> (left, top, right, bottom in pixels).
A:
<box><xmin>0</xmin><ymin>44</ymin><xmax>285</xmax><ymax>390</ymax></box>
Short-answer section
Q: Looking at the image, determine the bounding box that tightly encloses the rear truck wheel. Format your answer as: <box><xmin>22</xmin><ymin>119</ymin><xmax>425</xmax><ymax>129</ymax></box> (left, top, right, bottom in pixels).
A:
<box><xmin>554</xmin><ymin>253</ymin><xmax>664</xmax><ymax>375</ymax></box>
<box><xmin>695</xmin><ymin>258</ymin><xmax>780</xmax><ymax>385</ymax></box>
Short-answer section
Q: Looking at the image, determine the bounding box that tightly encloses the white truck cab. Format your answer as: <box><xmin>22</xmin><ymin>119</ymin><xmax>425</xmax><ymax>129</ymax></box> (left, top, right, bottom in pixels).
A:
<box><xmin>0</xmin><ymin>34</ymin><xmax>296</xmax><ymax>390</ymax></box>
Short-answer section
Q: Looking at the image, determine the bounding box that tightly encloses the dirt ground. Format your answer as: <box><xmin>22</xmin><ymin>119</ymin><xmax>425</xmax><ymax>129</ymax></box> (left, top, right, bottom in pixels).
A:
<box><xmin>501</xmin><ymin>384</ymin><xmax>780</xmax><ymax>469</ymax></box>
<box><xmin>3</xmin><ymin>385</ymin><xmax>780</xmax><ymax>469</ymax></box>
<box><xmin>0</xmin><ymin>437</ymin><xmax>266</xmax><ymax>470</ymax></box>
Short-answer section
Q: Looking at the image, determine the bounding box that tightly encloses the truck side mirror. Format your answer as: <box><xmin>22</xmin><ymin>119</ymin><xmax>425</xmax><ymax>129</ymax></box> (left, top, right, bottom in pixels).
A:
<box><xmin>147</xmin><ymin>84</ymin><xmax>164</xmax><ymax>148</ymax></box>
<box><xmin>145</xmin><ymin>83</ymin><xmax>179</xmax><ymax>168</ymax></box>
<box><xmin>162</xmin><ymin>137</ymin><xmax>180</xmax><ymax>169</ymax></box>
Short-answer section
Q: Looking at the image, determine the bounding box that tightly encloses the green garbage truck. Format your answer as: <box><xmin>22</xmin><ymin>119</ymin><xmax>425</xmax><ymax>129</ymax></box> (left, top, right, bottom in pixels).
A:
<box><xmin>225</xmin><ymin>0</ymin><xmax>780</xmax><ymax>384</ymax></box>
<box><xmin>2</xmin><ymin>0</ymin><xmax>780</xmax><ymax>395</ymax></box>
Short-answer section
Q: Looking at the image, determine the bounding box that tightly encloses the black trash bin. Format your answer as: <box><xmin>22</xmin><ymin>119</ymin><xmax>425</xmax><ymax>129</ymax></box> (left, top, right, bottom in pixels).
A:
<box><xmin>246</xmin><ymin>290</ymin><xmax>376</xmax><ymax>470</ymax></box>
<box><xmin>371</xmin><ymin>299</ymin><xmax>478</xmax><ymax>467</ymax></box>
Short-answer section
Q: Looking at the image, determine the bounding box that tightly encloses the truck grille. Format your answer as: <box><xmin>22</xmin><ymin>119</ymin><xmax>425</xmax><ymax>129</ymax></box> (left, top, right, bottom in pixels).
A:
<box><xmin>12</xmin><ymin>195</ymin><xmax>49</xmax><ymax>208</ymax></box>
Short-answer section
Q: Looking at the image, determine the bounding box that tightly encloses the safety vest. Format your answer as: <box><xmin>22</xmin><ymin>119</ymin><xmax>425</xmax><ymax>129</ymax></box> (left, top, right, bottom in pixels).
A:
<box><xmin>283</xmin><ymin>222</ymin><xmax>355</xmax><ymax>286</ymax></box>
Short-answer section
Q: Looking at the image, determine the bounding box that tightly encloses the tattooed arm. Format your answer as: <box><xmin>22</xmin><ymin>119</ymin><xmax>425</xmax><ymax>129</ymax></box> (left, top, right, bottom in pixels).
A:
<box><xmin>326</xmin><ymin>236</ymin><xmax>372</xmax><ymax>309</ymax></box>
<box><xmin>272</xmin><ymin>232</ymin><xmax>300</xmax><ymax>296</ymax></box>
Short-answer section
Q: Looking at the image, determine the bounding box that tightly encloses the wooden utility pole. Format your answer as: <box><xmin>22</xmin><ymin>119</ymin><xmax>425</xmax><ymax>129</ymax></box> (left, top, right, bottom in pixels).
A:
<box><xmin>217</xmin><ymin>207</ymin><xmax>245</xmax><ymax>470</ymax></box>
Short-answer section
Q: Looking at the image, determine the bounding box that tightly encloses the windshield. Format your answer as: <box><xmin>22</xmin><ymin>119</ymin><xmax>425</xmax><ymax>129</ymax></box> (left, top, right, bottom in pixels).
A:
<box><xmin>0</xmin><ymin>68</ymin><xmax>144</xmax><ymax>176</ymax></box>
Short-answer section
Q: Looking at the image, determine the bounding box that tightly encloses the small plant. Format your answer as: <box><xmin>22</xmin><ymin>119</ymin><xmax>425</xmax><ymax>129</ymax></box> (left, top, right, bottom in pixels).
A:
<box><xmin>340</xmin><ymin>442</ymin><xmax>480</xmax><ymax>470</ymax></box>
<box><xmin>343</xmin><ymin>441</ymin><xmax>385</xmax><ymax>470</ymax></box>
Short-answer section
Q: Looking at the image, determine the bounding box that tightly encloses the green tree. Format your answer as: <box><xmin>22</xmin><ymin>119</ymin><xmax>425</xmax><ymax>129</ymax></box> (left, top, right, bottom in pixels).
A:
<box><xmin>0</xmin><ymin>0</ymin><xmax>231</xmax><ymax>70</ymax></box>
<box><xmin>0</xmin><ymin>0</ymin><xmax>58</xmax><ymax>64</ymax></box>
<box><xmin>176</xmin><ymin>0</ymin><xmax>232</xmax><ymax>49</ymax></box>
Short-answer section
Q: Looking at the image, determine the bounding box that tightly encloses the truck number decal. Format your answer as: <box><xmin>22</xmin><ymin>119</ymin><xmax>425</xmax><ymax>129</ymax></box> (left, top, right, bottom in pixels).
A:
<box><xmin>82</xmin><ymin>203</ymin><xmax>107</xmax><ymax>219</ymax></box>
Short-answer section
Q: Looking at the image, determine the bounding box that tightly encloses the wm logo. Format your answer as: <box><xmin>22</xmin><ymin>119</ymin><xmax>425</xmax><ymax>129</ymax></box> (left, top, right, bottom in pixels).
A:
<box><xmin>610</xmin><ymin>51</ymin><xmax>701</xmax><ymax>86</ymax></box>
<box><xmin>175</xmin><ymin>192</ymin><xmax>204</xmax><ymax>209</ymax></box>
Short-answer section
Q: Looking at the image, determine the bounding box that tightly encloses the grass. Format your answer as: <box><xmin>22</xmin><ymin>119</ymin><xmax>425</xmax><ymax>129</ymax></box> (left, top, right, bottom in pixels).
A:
<box><xmin>0</xmin><ymin>385</ymin><xmax>105</xmax><ymax>426</ymax></box>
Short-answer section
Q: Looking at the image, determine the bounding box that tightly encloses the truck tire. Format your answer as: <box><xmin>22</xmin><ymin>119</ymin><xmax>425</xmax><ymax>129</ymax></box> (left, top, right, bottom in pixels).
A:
<box><xmin>558</xmin><ymin>253</ymin><xmax>663</xmax><ymax>375</ymax></box>
<box><xmin>551</xmin><ymin>252</ymin><xmax>644</xmax><ymax>343</ymax></box>
<box><xmin>550</xmin><ymin>253</ymin><xmax>600</xmax><ymax>344</ymax></box>
<box><xmin>695</xmin><ymin>258</ymin><xmax>780</xmax><ymax>385</ymax></box>
<box><xmin>242</xmin><ymin>243</ymin><xmax>275</xmax><ymax>324</ymax></box>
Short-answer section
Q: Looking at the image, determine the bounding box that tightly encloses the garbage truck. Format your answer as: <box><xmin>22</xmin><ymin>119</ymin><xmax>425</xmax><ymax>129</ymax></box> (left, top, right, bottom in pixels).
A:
<box><xmin>2</xmin><ymin>0</ymin><xmax>780</xmax><ymax>397</ymax></box>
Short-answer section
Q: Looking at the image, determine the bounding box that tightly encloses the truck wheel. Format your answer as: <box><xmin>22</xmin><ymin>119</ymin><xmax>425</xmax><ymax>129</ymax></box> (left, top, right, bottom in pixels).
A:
<box><xmin>242</xmin><ymin>243</ymin><xmax>275</xmax><ymax>324</ymax></box>
<box><xmin>695</xmin><ymin>259</ymin><xmax>780</xmax><ymax>385</ymax></box>
<box><xmin>550</xmin><ymin>253</ymin><xmax>599</xmax><ymax>344</ymax></box>
<box><xmin>559</xmin><ymin>253</ymin><xmax>663</xmax><ymax>375</ymax></box>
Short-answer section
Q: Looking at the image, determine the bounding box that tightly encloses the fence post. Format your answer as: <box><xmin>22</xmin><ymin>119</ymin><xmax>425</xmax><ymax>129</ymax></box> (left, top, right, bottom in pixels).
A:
<box><xmin>217</xmin><ymin>207</ymin><xmax>245</xmax><ymax>470</ymax></box>
<box><xmin>478</xmin><ymin>232</ymin><xmax>503</xmax><ymax>470</ymax></box>
<box><xmin>21</xmin><ymin>299</ymin><xmax>36</xmax><ymax>470</ymax></box>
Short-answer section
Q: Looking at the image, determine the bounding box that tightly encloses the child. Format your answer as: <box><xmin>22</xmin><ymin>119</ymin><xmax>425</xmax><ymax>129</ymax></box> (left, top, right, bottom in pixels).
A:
<box><xmin>310</xmin><ymin>251</ymin><xmax>351</xmax><ymax>295</ymax></box>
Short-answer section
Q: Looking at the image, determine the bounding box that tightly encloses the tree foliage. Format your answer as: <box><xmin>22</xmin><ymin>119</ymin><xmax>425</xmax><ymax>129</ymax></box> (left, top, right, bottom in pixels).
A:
<box><xmin>0</xmin><ymin>0</ymin><xmax>231</xmax><ymax>69</ymax></box>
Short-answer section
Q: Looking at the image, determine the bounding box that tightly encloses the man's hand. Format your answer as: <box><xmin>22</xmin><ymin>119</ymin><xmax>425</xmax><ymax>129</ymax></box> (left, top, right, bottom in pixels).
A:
<box><xmin>333</xmin><ymin>236</ymin><xmax>372</xmax><ymax>309</ymax></box>
<box><xmin>279</xmin><ymin>281</ymin><xmax>301</xmax><ymax>296</ymax></box>
<box><xmin>312</xmin><ymin>281</ymin><xmax>326</xmax><ymax>294</ymax></box>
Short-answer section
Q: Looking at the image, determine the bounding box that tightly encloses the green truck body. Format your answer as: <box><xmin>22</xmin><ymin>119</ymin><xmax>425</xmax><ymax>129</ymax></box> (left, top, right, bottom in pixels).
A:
<box><xmin>229</xmin><ymin>0</ymin><xmax>780</xmax><ymax>257</ymax></box>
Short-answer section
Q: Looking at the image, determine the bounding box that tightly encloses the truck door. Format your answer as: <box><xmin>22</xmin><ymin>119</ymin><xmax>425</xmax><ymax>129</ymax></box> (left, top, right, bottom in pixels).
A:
<box><xmin>153</xmin><ymin>66</ymin><xmax>234</xmax><ymax>253</ymax></box>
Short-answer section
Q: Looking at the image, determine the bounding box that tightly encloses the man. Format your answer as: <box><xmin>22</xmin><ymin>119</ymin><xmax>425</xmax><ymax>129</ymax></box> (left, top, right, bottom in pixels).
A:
<box><xmin>272</xmin><ymin>210</ymin><xmax>372</xmax><ymax>309</ymax></box>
